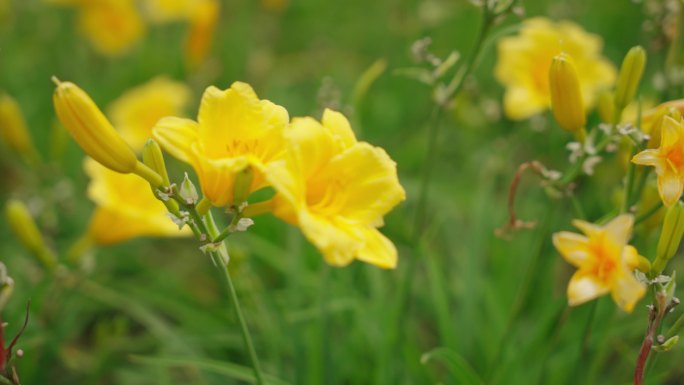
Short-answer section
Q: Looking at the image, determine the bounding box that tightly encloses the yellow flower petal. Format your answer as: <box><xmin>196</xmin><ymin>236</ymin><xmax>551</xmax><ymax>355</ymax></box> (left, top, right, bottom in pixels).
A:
<box><xmin>195</xmin><ymin>154</ymin><xmax>250</xmax><ymax>207</ymax></box>
<box><xmin>632</xmin><ymin>149</ymin><xmax>665</xmax><ymax>174</ymax></box>
<box><xmin>570</xmin><ymin>219</ymin><xmax>602</xmax><ymax>238</ymax></box>
<box><xmin>152</xmin><ymin>117</ymin><xmax>199</xmax><ymax>164</ymax></box>
<box><xmin>356</xmin><ymin>227</ymin><xmax>398</xmax><ymax>269</ymax></box>
<box><xmin>552</xmin><ymin>231</ymin><xmax>590</xmax><ymax>267</ymax></box>
<box><xmin>321</xmin><ymin>109</ymin><xmax>357</xmax><ymax>151</ymax></box>
<box><xmin>658</xmin><ymin>171</ymin><xmax>684</xmax><ymax>207</ymax></box>
<box><xmin>84</xmin><ymin>157</ymin><xmax>190</xmax><ymax>244</ymax></box>
<box><xmin>311</xmin><ymin>142</ymin><xmax>405</xmax><ymax>224</ymax></box>
<box><xmin>503</xmin><ymin>86</ymin><xmax>548</xmax><ymax>121</ymax></box>
<box><xmin>197</xmin><ymin>82</ymin><xmax>288</xmax><ymax>159</ymax></box>
<box><xmin>610</xmin><ymin>270</ymin><xmax>646</xmax><ymax>313</ymax></box>
<box><xmin>108</xmin><ymin>77</ymin><xmax>191</xmax><ymax>152</ymax></box>
<box><xmin>603</xmin><ymin>214</ymin><xmax>634</xmax><ymax>246</ymax></box>
<box><xmin>298</xmin><ymin>211</ymin><xmax>363</xmax><ymax>267</ymax></box>
<box><xmin>660</xmin><ymin>116</ymin><xmax>683</xmax><ymax>150</ymax></box>
<box><xmin>78</xmin><ymin>0</ymin><xmax>145</xmax><ymax>56</ymax></box>
<box><xmin>567</xmin><ymin>271</ymin><xmax>610</xmax><ymax>306</ymax></box>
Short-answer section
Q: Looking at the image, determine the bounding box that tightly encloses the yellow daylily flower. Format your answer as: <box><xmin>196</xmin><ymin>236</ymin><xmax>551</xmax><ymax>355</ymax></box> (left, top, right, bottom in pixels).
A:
<box><xmin>108</xmin><ymin>77</ymin><xmax>191</xmax><ymax>152</ymax></box>
<box><xmin>152</xmin><ymin>81</ymin><xmax>289</xmax><ymax>207</ymax></box>
<box><xmin>552</xmin><ymin>215</ymin><xmax>646</xmax><ymax>312</ymax></box>
<box><xmin>632</xmin><ymin>116</ymin><xmax>684</xmax><ymax>207</ymax></box>
<box><xmin>495</xmin><ymin>17</ymin><xmax>616</xmax><ymax>120</ymax></box>
<box><xmin>84</xmin><ymin>158</ymin><xmax>189</xmax><ymax>245</ymax></box>
<box><xmin>268</xmin><ymin>109</ymin><xmax>406</xmax><ymax>268</ymax></box>
<box><xmin>77</xmin><ymin>0</ymin><xmax>145</xmax><ymax>56</ymax></box>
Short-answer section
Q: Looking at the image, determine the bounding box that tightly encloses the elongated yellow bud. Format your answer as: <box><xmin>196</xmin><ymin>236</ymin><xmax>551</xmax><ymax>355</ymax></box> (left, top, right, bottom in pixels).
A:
<box><xmin>0</xmin><ymin>93</ymin><xmax>39</xmax><ymax>164</ymax></box>
<box><xmin>615</xmin><ymin>46</ymin><xmax>646</xmax><ymax>111</ymax></box>
<box><xmin>142</xmin><ymin>139</ymin><xmax>170</xmax><ymax>187</ymax></box>
<box><xmin>52</xmin><ymin>78</ymin><xmax>137</xmax><ymax>173</ymax></box>
<box><xmin>653</xmin><ymin>201</ymin><xmax>684</xmax><ymax>275</ymax></box>
<box><xmin>5</xmin><ymin>200</ymin><xmax>58</xmax><ymax>270</ymax></box>
<box><xmin>549</xmin><ymin>53</ymin><xmax>586</xmax><ymax>140</ymax></box>
<box><xmin>597</xmin><ymin>90</ymin><xmax>614</xmax><ymax>124</ymax></box>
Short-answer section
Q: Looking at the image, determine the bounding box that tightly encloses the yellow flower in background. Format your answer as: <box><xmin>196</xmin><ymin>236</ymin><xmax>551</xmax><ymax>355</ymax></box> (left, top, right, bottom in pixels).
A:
<box><xmin>84</xmin><ymin>157</ymin><xmax>189</xmax><ymax>245</ymax></box>
<box><xmin>268</xmin><ymin>109</ymin><xmax>406</xmax><ymax>268</ymax></box>
<box><xmin>77</xmin><ymin>0</ymin><xmax>145</xmax><ymax>56</ymax></box>
<box><xmin>184</xmin><ymin>0</ymin><xmax>219</xmax><ymax>70</ymax></box>
<box><xmin>152</xmin><ymin>81</ymin><xmax>289</xmax><ymax>207</ymax></box>
<box><xmin>495</xmin><ymin>17</ymin><xmax>616</xmax><ymax>120</ymax></box>
<box><xmin>552</xmin><ymin>215</ymin><xmax>645</xmax><ymax>312</ymax></box>
<box><xmin>141</xmin><ymin>0</ymin><xmax>195</xmax><ymax>23</ymax></box>
<box><xmin>632</xmin><ymin>116</ymin><xmax>684</xmax><ymax>207</ymax></box>
<box><xmin>108</xmin><ymin>77</ymin><xmax>191</xmax><ymax>152</ymax></box>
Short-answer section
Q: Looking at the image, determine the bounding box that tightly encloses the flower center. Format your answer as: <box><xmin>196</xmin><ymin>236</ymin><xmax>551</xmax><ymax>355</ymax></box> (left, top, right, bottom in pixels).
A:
<box><xmin>666</xmin><ymin>146</ymin><xmax>684</xmax><ymax>172</ymax></box>
<box><xmin>589</xmin><ymin>238</ymin><xmax>618</xmax><ymax>282</ymax></box>
<box><xmin>226</xmin><ymin>139</ymin><xmax>260</xmax><ymax>157</ymax></box>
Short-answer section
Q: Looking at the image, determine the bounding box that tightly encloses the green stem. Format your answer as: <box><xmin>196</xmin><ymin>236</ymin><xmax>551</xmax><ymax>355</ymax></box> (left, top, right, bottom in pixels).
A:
<box><xmin>214</xmin><ymin>252</ymin><xmax>265</xmax><ymax>385</ymax></box>
<box><xmin>623</xmin><ymin>146</ymin><xmax>637</xmax><ymax>213</ymax></box>
<box><xmin>635</xmin><ymin>201</ymin><xmax>664</xmax><ymax>225</ymax></box>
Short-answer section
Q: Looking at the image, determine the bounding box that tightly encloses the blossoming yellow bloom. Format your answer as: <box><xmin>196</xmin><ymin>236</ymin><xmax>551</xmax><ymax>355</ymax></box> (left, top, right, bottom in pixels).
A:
<box><xmin>632</xmin><ymin>116</ymin><xmax>684</xmax><ymax>207</ymax></box>
<box><xmin>77</xmin><ymin>0</ymin><xmax>145</xmax><ymax>56</ymax></box>
<box><xmin>108</xmin><ymin>77</ymin><xmax>191</xmax><ymax>152</ymax></box>
<box><xmin>495</xmin><ymin>17</ymin><xmax>616</xmax><ymax>120</ymax></box>
<box><xmin>152</xmin><ymin>81</ymin><xmax>289</xmax><ymax>207</ymax></box>
<box><xmin>84</xmin><ymin>157</ymin><xmax>189</xmax><ymax>245</ymax></box>
<box><xmin>267</xmin><ymin>109</ymin><xmax>406</xmax><ymax>268</ymax></box>
<box><xmin>552</xmin><ymin>215</ymin><xmax>645</xmax><ymax>312</ymax></box>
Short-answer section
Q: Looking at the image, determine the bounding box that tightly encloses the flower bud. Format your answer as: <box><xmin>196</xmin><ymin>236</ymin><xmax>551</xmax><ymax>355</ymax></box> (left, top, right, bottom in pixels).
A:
<box><xmin>0</xmin><ymin>93</ymin><xmax>39</xmax><ymax>164</ymax></box>
<box><xmin>654</xmin><ymin>335</ymin><xmax>679</xmax><ymax>352</ymax></box>
<box><xmin>654</xmin><ymin>201</ymin><xmax>684</xmax><ymax>275</ymax></box>
<box><xmin>142</xmin><ymin>139</ymin><xmax>170</xmax><ymax>187</ymax></box>
<box><xmin>5</xmin><ymin>200</ymin><xmax>58</xmax><ymax>270</ymax></box>
<box><xmin>52</xmin><ymin>78</ymin><xmax>137</xmax><ymax>173</ymax></box>
<box><xmin>549</xmin><ymin>53</ymin><xmax>586</xmax><ymax>138</ymax></box>
<box><xmin>179</xmin><ymin>172</ymin><xmax>199</xmax><ymax>205</ymax></box>
<box><xmin>142</xmin><ymin>139</ymin><xmax>180</xmax><ymax>215</ymax></box>
<box><xmin>615</xmin><ymin>46</ymin><xmax>646</xmax><ymax>111</ymax></box>
<box><xmin>597</xmin><ymin>90</ymin><xmax>614</xmax><ymax>124</ymax></box>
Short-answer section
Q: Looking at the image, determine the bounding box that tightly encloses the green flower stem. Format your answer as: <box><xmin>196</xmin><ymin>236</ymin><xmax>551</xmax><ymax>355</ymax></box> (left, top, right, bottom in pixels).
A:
<box><xmin>623</xmin><ymin>145</ymin><xmax>637</xmax><ymax>213</ymax></box>
<box><xmin>164</xmin><ymin>186</ymin><xmax>264</xmax><ymax>385</ymax></box>
<box><xmin>211</xmin><ymin>250</ymin><xmax>265</xmax><ymax>385</ymax></box>
<box><xmin>133</xmin><ymin>161</ymin><xmax>163</xmax><ymax>188</ymax></box>
<box><xmin>196</xmin><ymin>198</ymin><xmax>212</xmax><ymax>216</ymax></box>
<box><xmin>203</xmin><ymin>212</ymin><xmax>264</xmax><ymax>385</ymax></box>
<box><xmin>666</xmin><ymin>312</ymin><xmax>684</xmax><ymax>338</ymax></box>
<box><xmin>635</xmin><ymin>201</ymin><xmax>663</xmax><ymax>225</ymax></box>
<box><xmin>242</xmin><ymin>200</ymin><xmax>274</xmax><ymax>219</ymax></box>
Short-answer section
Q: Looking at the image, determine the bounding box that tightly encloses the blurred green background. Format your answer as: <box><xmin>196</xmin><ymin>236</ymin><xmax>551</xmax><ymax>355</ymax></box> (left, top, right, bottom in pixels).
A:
<box><xmin>1</xmin><ymin>0</ymin><xmax>683</xmax><ymax>384</ymax></box>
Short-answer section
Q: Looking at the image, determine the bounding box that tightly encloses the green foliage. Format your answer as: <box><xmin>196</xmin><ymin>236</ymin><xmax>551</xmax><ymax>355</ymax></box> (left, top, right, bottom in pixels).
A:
<box><xmin>2</xmin><ymin>0</ymin><xmax>684</xmax><ymax>384</ymax></box>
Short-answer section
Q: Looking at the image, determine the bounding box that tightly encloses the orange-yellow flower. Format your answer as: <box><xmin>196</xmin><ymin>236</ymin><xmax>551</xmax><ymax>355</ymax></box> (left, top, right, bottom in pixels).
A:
<box><xmin>495</xmin><ymin>17</ymin><xmax>615</xmax><ymax>120</ymax></box>
<box><xmin>552</xmin><ymin>215</ymin><xmax>646</xmax><ymax>312</ymax></box>
<box><xmin>108</xmin><ymin>77</ymin><xmax>191</xmax><ymax>152</ymax></box>
<box><xmin>152</xmin><ymin>81</ymin><xmax>289</xmax><ymax>207</ymax></box>
<box><xmin>77</xmin><ymin>0</ymin><xmax>145</xmax><ymax>56</ymax></box>
<box><xmin>632</xmin><ymin>116</ymin><xmax>684</xmax><ymax>207</ymax></box>
<box><xmin>267</xmin><ymin>109</ymin><xmax>406</xmax><ymax>268</ymax></box>
<box><xmin>84</xmin><ymin>158</ymin><xmax>189</xmax><ymax>245</ymax></box>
